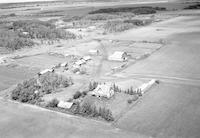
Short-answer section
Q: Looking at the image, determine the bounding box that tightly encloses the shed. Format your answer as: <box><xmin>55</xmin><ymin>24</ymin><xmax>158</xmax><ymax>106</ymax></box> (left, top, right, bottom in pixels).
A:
<box><xmin>89</xmin><ymin>49</ymin><xmax>99</xmax><ymax>55</ymax></box>
<box><xmin>136</xmin><ymin>79</ymin><xmax>156</xmax><ymax>95</ymax></box>
<box><xmin>108</xmin><ymin>51</ymin><xmax>128</xmax><ymax>61</ymax></box>
<box><xmin>90</xmin><ymin>83</ymin><xmax>114</xmax><ymax>98</ymax></box>
<box><xmin>38</xmin><ymin>69</ymin><xmax>54</xmax><ymax>76</ymax></box>
<box><xmin>57</xmin><ymin>101</ymin><xmax>73</xmax><ymax>109</ymax></box>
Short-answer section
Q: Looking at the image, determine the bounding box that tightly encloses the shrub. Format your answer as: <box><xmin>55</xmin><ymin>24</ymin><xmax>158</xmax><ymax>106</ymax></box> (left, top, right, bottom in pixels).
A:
<box><xmin>46</xmin><ymin>98</ymin><xmax>59</xmax><ymax>108</ymax></box>
<box><xmin>73</xmin><ymin>91</ymin><xmax>82</xmax><ymax>99</ymax></box>
<box><xmin>127</xmin><ymin>99</ymin><xmax>133</xmax><ymax>104</ymax></box>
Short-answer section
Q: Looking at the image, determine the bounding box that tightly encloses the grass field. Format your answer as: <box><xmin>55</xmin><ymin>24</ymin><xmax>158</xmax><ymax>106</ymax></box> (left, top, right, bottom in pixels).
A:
<box><xmin>116</xmin><ymin>83</ymin><xmax>200</xmax><ymax>138</ymax></box>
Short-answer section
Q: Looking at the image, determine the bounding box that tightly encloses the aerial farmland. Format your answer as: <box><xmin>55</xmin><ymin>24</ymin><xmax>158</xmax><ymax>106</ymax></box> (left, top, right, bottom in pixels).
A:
<box><xmin>0</xmin><ymin>0</ymin><xmax>200</xmax><ymax>138</ymax></box>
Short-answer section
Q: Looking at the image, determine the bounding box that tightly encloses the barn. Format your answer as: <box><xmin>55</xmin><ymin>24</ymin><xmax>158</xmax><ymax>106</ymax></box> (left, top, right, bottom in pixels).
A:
<box><xmin>108</xmin><ymin>51</ymin><xmax>128</xmax><ymax>61</ymax></box>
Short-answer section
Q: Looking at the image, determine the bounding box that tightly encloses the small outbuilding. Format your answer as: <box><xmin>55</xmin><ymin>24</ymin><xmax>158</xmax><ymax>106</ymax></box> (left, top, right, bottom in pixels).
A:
<box><xmin>90</xmin><ymin>83</ymin><xmax>114</xmax><ymax>98</ymax></box>
<box><xmin>108</xmin><ymin>51</ymin><xmax>128</xmax><ymax>61</ymax></box>
<box><xmin>38</xmin><ymin>69</ymin><xmax>54</xmax><ymax>76</ymax></box>
<box><xmin>57</xmin><ymin>101</ymin><xmax>74</xmax><ymax>109</ymax></box>
<box><xmin>135</xmin><ymin>79</ymin><xmax>156</xmax><ymax>95</ymax></box>
<box><xmin>89</xmin><ymin>49</ymin><xmax>99</xmax><ymax>55</ymax></box>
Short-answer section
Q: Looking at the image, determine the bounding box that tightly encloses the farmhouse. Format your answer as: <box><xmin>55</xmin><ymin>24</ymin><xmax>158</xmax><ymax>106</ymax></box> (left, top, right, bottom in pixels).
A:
<box><xmin>57</xmin><ymin>101</ymin><xmax>73</xmax><ymax>109</ymax></box>
<box><xmin>90</xmin><ymin>83</ymin><xmax>114</xmax><ymax>98</ymax></box>
<box><xmin>108</xmin><ymin>51</ymin><xmax>128</xmax><ymax>61</ymax></box>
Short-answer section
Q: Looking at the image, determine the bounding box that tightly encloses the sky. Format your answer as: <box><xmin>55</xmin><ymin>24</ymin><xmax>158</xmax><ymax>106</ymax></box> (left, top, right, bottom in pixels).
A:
<box><xmin>0</xmin><ymin>0</ymin><xmax>56</xmax><ymax>3</ymax></box>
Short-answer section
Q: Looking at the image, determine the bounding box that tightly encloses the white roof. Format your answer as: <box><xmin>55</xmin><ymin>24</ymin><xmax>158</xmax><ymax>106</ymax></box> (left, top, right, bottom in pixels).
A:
<box><xmin>39</xmin><ymin>69</ymin><xmax>53</xmax><ymax>75</ymax></box>
<box><xmin>57</xmin><ymin>101</ymin><xmax>73</xmax><ymax>109</ymax></box>
<box><xmin>91</xmin><ymin>83</ymin><xmax>114</xmax><ymax>98</ymax></box>
<box><xmin>136</xmin><ymin>79</ymin><xmax>156</xmax><ymax>94</ymax></box>
<box><xmin>89</xmin><ymin>49</ymin><xmax>98</xmax><ymax>53</ymax></box>
<box><xmin>75</xmin><ymin>59</ymin><xmax>86</xmax><ymax>65</ymax></box>
<box><xmin>83</xmin><ymin>56</ymin><xmax>91</xmax><ymax>61</ymax></box>
<box><xmin>108</xmin><ymin>51</ymin><xmax>127</xmax><ymax>61</ymax></box>
<box><xmin>61</xmin><ymin>62</ymin><xmax>68</xmax><ymax>67</ymax></box>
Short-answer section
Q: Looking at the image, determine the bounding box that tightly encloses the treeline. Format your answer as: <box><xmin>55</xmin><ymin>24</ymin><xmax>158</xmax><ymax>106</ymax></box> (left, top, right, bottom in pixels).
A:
<box><xmin>71</xmin><ymin>102</ymin><xmax>114</xmax><ymax>121</ymax></box>
<box><xmin>0</xmin><ymin>30</ymin><xmax>34</xmax><ymax>51</ymax></box>
<box><xmin>0</xmin><ymin>20</ymin><xmax>76</xmax><ymax>50</ymax></box>
<box><xmin>184</xmin><ymin>3</ymin><xmax>200</xmax><ymax>9</ymax></box>
<box><xmin>12</xmin><ymin>20</ymin><xmax>76</xmax><ymax>40</ymax></box>
<box><xmin>89</xmin><ymin>6</ymin><xmax>166</xmax><ymax>15</ymax></box>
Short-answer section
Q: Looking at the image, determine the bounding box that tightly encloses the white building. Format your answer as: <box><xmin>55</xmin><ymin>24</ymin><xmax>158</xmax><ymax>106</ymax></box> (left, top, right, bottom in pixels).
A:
<box><xmin>136</xmin><ymin>79</ymin><xmax>156</xmax><ymax>95</ymax></box>
<box><xmin>89</xmin><ymin>49</ymin><xmax>99</xmax><ymax>55</ymax></box>
<box><xmin>57</xmin><ymin>101</ymin><xmax>73</xmax><ymax>109</ymax></box>
<box><xmin>108</xmin><ymin>51</ymin><xmax>128</xmax><ymax>61</ymax></box>
<box><xmin>38</xmin><ymin>69</ymin><xmax>54</xmax><ymax>76</ymax></box>
<box><xmin>90</xmin><ymin>83</ymin><xmax>114</xmax><ymax>98</ymax></box>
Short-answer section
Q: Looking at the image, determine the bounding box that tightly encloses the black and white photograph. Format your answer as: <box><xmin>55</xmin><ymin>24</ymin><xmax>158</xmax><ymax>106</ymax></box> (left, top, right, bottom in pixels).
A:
<box><xmin>0</xmin><ymin>0</ymin><xmax>200</xmax><ymax>137</ymax></box>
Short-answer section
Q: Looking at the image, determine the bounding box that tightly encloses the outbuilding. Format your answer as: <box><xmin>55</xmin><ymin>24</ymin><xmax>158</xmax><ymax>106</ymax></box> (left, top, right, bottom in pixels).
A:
<box><xmin>57</xmin><ymin>101</ymin><xmax>74</xmax><ymax>109</ymax></box>
<box><xmin>89</xmin><ymin>49</ymin><xmax>99</xmax><ymax>55</ymax></box>
<box><xmin>38</xmin><ymin>69</ymin><xmax>54</xmax><ymax>76</ymax></box>
<box><xmin>108</xmin><ymin>51</ymin><xmax>128</xmax><ymax>61</ymax></box>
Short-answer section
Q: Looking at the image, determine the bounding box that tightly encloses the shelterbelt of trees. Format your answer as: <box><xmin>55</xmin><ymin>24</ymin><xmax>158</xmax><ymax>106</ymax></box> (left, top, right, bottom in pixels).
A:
<box><xmin>0</xmin><ymin>20</ymin><xmax>76</xmax><ymax>51</ymax></box>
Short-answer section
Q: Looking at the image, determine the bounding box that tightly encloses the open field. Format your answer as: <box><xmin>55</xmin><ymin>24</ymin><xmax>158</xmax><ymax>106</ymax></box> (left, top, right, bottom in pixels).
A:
<box><xmin>0</xmin><ymin>99</ymin><xmax>146</xmax><ymax>138</ymax></box>
<box><xmin>116</xmin><ymin>83</ymin><xmax>200</xmax><ymax>138</ymax></box>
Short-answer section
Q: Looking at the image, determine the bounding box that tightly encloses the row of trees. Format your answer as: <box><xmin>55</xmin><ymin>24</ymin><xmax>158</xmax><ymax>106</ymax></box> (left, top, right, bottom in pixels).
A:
<box><xmin>72</xmin><ymin>102</ymin><xmax>114</xmax><ymax>121</ymax></box>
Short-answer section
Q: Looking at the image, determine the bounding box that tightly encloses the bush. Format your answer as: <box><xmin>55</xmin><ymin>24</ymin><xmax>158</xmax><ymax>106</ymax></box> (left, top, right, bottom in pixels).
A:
<box><xmin>73</xmin><ymin>91</ymin><xmax>82</xmax><ymax>99</ymax></box>
<box><xmin>46</xmin><ymin>98</ymin><xmax>59</xmax><ymax>108</ymax></box>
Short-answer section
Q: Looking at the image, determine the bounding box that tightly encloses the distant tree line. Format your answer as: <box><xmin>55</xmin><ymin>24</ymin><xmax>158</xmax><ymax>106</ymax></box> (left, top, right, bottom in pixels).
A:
<box><xmin>89</xmin><ymin>6</ymin><xmax>166</xmax><ymax>15</ymax></box>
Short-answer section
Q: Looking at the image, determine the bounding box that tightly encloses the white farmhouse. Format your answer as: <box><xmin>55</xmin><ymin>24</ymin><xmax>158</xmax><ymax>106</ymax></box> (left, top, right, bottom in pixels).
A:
<box><xmin>108</xmin><ymin>51</ymin><xmax>128</xmax><ymax>61</ymax></box>
<box><xmin>90</xmin><ymin>83</ymin><xmax>114</xmax><ymax>98</ymax></box>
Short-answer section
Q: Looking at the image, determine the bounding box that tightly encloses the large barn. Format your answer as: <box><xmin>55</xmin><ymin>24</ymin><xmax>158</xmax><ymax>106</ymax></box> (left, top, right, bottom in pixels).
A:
<box><xmin>108</xmin><ymin>51</ymin><xmax>128</xmax><ymax>61</ymax></box>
